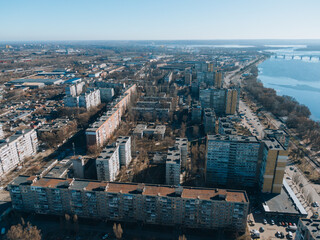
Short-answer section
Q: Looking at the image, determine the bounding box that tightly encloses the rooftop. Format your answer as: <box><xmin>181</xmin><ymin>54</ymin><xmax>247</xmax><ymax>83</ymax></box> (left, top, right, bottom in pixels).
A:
<box><xmin>10</xmin><ymin>175</ymin><xmax>248</xmax><ymax>203</ymax></box>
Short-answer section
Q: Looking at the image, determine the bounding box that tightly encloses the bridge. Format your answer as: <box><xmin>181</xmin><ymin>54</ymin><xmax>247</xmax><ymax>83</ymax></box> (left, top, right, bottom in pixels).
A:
<box><xmin>272</xmin><ymin>55</ymin><xmax>320</xmax><ymax>61</ymax></box>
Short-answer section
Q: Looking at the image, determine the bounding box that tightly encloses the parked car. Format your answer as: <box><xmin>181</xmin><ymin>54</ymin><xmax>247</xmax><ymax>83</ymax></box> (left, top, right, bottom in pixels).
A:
<box><xmin>271</xmin><ymin>219</ymin><xmax>275</xmax><ymax>225</ymax></box>
<box><xmin>259</xmin><ymin>227</ymin><xmax>264</xmax><ymax>232</ymax></box>
<box><xmin>263</xmin><ymin>219</ymin><xmax>267</xmax><ymax>224</ymax></box>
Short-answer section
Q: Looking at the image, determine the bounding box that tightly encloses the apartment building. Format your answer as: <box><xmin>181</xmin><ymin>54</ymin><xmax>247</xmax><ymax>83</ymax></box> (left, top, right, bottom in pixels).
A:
<box><xmin>85</xmin><ymin>84</ymin><xmax>136</xmax><ymax>148</ymax></box>
<box><xmin>96</xmin><ymin>145</ymin><xmax>120</xmax><ymax>181</ymax></box>
<box><xmin>175</xmin><ymin>138</ymin><xmax>188</xmax><ymax>169</ymax></box>
<box><xmin>0</xmin><ymin>124</ymin><xmax>4</xmax><ymax>139</ymax></box>
<box><xmin>295</xmin><ymin>219</ymin><xmax>320</xmax><ymax>240</ymax></box>
<box><xmin>260</xmin><ymin>138</ymin><xmax>288</xmax><ymax>194</ymax></box>
<box><xmin>164</xmin><ymin>72</ymin><xmax>173</xmax><ymax>83</ymax></box>
<box><xmin>165</xmin><ymin>146</ymin><xmax>181</xmax><ymax>185</ymax></box>
<box><xmin>225</xmin><ymin>88</ymin><xmax>238</xmax><ymax>115</ymax></box>
<box><xmin>65</xmin><ymin>82</ymin><xmax>85</xmax><ymax>97</ymax></box>
<box><xmin>191</xmin><ymin>101</ymin><xmax>202</xmax><ymax>123</ymax></box>
<box><xmin>206</xmin><ymin>135</ymin><xmax>261</xmax><ymax>188</ymax></box>
<box><xmin>116</xmin><ymin>136</ymin><xmax>132</xmax><ymax>167</ymax></box>
<box><xmin>203</xmin><ymin>108</ymin><xmax>216</xmax><ymax>134</ymax></box>
<box><xmin>0</xmin><ymin>129</ymin><xmax>38</xmax><ymax>176</ymax></box>
<box><xmin>64</xmin><ymin>88</ymin><xmax>101</xmax><ymax>110</ymax></box>
<box><xmin>206</xmin><ymin>134</ymin><xmax>288</xmax><ymax>193</ymax></box>
<box><xmin>263</xmin><ymin>129</ymin><xmax>289</xmax><ymax>150</ymax></box>
<box><xmin>218</xmin><ymin>117</ymin><xmax>236</xmax><ymax>135</ymax></box>
<box><xmin>8</xmin><ymin>175</ymin><xmax>249</xmax><ymax>232</ymax></box>
<box><xmin>199</xmin><ymin>88</ymin><xmax>239</xmax><ymax>115</ymax></box>
<box><xmin>214</xmin><ymin>70</ymin><xmax>223</xmax><ymax>88</ymax></box>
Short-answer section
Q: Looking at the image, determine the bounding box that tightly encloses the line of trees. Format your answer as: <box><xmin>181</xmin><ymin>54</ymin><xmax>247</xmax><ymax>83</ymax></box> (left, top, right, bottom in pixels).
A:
<box><xmin>244</xmin><ymin>66</ymin><xmax>320</xmax><ymax>151</ymax></box>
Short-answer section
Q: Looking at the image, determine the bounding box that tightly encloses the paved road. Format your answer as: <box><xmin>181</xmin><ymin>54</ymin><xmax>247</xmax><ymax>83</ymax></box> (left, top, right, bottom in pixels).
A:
<box><xmin>239</xmin><ymin>100</ymin><xmax>265</xmax><ymax>139</ymax></box>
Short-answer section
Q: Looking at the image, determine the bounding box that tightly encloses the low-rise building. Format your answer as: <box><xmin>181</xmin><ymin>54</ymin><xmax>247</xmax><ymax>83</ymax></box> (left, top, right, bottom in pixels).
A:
<box><xmin>132</xmin><ymin>124</ymin><xmax>166</xmax><ymax>139</ymax></box>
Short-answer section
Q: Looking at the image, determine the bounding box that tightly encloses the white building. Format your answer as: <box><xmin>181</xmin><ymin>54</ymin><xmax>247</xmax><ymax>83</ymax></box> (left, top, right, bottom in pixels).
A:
<box><xmin>0</xmin><ymin>124</ymin><xmax>4</xmax><ymax>139</ymax></box>
<box><xmin>116</xmin><ymin>136</ymin><xmax>132</xmax><ymax>167</ymax></box>
<box><xmin>0</xmin><ymin>129</ymin><xmax>38</xmax><ymax>176</ymax></box>
<box><xmin>96</xmin><ymin>145</ymin><xmax>120</xmax><ymax>181</ymax></box>
<box><xmin>65</xmin><ymin>82</ymin><xmax>85</xmax><ymax>97</ymax></box>
<box><xmin>65</xmin><ymin>88</ymin><xmax>101</xmax><ymax>110</ymax></box>
<box><xmin>165</xmin><ymin>146</ymin><xmax>181</xmax><ymax>185</ymax></box>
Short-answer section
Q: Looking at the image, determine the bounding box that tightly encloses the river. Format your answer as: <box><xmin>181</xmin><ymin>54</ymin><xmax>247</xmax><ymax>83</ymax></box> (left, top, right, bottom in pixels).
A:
<box><xmin>258</xmin><ymin>46</ymin><xmax>320</xmax><ymax>121</ymax></box>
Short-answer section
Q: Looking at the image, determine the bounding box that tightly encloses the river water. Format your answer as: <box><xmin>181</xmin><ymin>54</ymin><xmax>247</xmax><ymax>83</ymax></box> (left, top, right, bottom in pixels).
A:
<box><xmin>258</xmin><ymin>46</ymin><xmax>320</xmax><ymax>121</ymax></box>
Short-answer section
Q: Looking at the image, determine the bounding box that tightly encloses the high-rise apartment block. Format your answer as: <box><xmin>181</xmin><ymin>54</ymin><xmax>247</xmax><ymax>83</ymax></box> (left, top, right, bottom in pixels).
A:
<box><xmin>206</xmin><ymin>135</ymin><xmax>261</xmax><ymax>188</ymax></box>
<box><xmin>199</xmin><ymin>88</ymin><xmax>239</xmax><ymax>115</ymax></box>
<box><xmin>203</xmin><ymin>108</ymin><xmax>216</xmax><ymax>134</ymax></box>
<box><xmin>64</xmin><ymin>89</ymin><xmax>101</xmax><ymax>110</ymax></box>
<box><xmin>260</xmin><ymin>139</ymin><xmax>288</xmax><ymax>194</ymax></box>
<box><xmin>206</xmin><ymin>134</ymin><xmax>288</xmax><ymax>193</ymax></box>
<box><xmin>65</xmin><ymin>82</ymin><xmax>85</xmax><ymax>97</ymax></box>
<box><xmin>166</xmin><ymin>146</ymin><xmax>181</xmax><ymax>185</ymax></box>
<box><xmin>175</xmin><ymin>138</ymin><xmax>188</xmax><ymax>169</ymax></box>
<box><xmin>0</xmin><ymin>129</ymin><xmax>38</xmax><ymax>176</ymax></box>
<box><xmin>214</xmin><ymin>70</ymin><xmax>223</xmax><ymax>88</ymax></box>
<box><xmin>116</xmin><ymin>136</ymin><xmax>132</xmax><ymax>167</ymax></box>
<box><xmin>8</xmin><ymin>175</ymin><xmax>249</xmax><ymax>232</ymax></box>
<box><xmin>225</xmin><ymin>89</ymin><xmax>238</xmax><ymax>115</ymax></box>
<box><xmin>96</xmin><ymin>145</ymin><xmax>120</xmax><ymax>181</ymax></box>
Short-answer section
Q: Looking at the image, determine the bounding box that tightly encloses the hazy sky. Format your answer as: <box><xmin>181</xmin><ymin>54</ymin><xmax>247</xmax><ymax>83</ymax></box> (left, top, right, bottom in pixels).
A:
<box><xmin>1</xmin><ymin>0</ymin><xmax>320</xmax><ymax>41</ymax></box>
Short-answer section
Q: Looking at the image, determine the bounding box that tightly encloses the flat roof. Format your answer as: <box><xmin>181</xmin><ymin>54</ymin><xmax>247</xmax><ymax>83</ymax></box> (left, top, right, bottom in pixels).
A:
<box><xmin>262</xmin><ymin>179</ymin><xmax>307</xmax><ymax>216</ymax></box>
<box><xmin>207</xmin><ymin>134</ymin><xmax>259</xmax><ymax>143</ymax></box>
<box><xmin>10</xmin><ymin>176</ymin><xmax>248</xmax><ymax>203</ymax></box>
<box><xmin>299</xmin><ymin>219</ymin><xmax>320</xmax><ymax>238</ymax></box>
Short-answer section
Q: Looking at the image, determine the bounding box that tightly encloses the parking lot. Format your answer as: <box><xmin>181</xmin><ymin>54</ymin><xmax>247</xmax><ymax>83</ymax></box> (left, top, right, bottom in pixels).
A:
<box><xmin>248</xmin><ymin>211</ymin><xmax>297</xmax><ymax>239</ymax></box>
<box><xmin>238</xmin><ymin>100</ymin><xmax>265</xmax><ymax>139</ymax></box>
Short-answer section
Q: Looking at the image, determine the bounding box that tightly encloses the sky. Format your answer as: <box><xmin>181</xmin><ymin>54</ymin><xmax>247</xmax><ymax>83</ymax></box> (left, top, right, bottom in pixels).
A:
<box><xmin>1</xmin><ymin>0</ymin><xmax>320</xmax><ymax>41</ymax></box>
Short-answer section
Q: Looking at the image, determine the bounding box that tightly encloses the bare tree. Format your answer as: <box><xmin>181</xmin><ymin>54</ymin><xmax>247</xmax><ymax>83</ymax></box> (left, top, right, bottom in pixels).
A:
<box><xmin>113</xmin><ymin>223</ymin><xmax>123</xmax><ymax>239</ymax></box>
<box><xmin>6</xmin><ymin>222</ymin><xmax>41</xmax><ymax>240</ymax></box>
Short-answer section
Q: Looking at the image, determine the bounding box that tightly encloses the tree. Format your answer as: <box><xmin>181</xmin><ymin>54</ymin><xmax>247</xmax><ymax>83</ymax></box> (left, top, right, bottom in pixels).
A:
<box><xmin>113</xmin><ymin>223</ymin><xmax>123</xmax><ymax>239</ymax></box>
<box><xmin>179</xmin><ymin>235</ymin><xmax>187</xmax><ymax>240</ymax></box>
<box><xmin>6</xmin><ymin>222</ymin><xmax>41</xmax><ymax>240</ymax></box>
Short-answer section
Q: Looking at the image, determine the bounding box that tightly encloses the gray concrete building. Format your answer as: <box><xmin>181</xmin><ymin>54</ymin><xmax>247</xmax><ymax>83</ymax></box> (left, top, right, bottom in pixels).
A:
<box><xmin>8</xmin><ymin>176</ymin><xmax>249</xmax><ymax>232</ymax></box>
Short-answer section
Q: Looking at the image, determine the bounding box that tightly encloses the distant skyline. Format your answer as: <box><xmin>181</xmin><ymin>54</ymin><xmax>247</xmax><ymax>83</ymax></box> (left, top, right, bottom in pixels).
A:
<box><xmin>1</xmin><ymin>0</ymin><xmax>320</xmax><ymax>41</ymax></box>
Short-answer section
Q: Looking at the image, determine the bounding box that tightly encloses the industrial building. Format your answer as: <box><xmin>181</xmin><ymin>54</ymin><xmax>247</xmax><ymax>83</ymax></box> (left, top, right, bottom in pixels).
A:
<box><xmin>8</xmin><ymin>175</ymin><xmax>249</xmax><ymax>231</ymax></box>
<box><xmin>0</xmin><ymin>129</ymin><xmax>38</xmax><ymax>176</ymax></box>
<box><xmin>6</xmin><ymin>78</ymin><xmax>64</xmax><ymax>86</ymax></box>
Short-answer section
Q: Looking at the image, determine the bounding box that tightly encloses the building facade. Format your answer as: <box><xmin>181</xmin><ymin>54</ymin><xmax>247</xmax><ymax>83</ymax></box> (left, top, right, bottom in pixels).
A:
<box><xmin>203</xmin><ymin>108</ymin><xmax>216</xmax><ymax>134</ymax></box>
<box><xmin>166</xmin><ymin>147</ymin><xmax>181</xmax><ymax>185</ymax></box>
<box><xmin>116</xmin><ymin>136</ymin><xmax>132</xmax><ymax>167</ymax></box>
<box><xmin>96</xmin><ymin>145</ymin><xmax>120</xmax><ymax>181</ymax></box>
<box><xmin>0</xmin><ymin>129</ymin><xmax>38</xmax><ymax>176</ymax></box>
<box><xmin>295</xmin><ymin>219</ymin><xmax>320</xmax><ymax>240</ymax></box>
<box><xmin>85</xmin><ymin>84</ymin><xmax>136</xmax><ymax>148</ymax></box>
<box><xmin>206</xmin><ymin>135</ymin><xmax>261</xmax><ymax>188</ymax></box>
<box><xmin>8</xmin><ymin>176</ymin><xmax>249</xmax><ymax>232</ymax></box>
